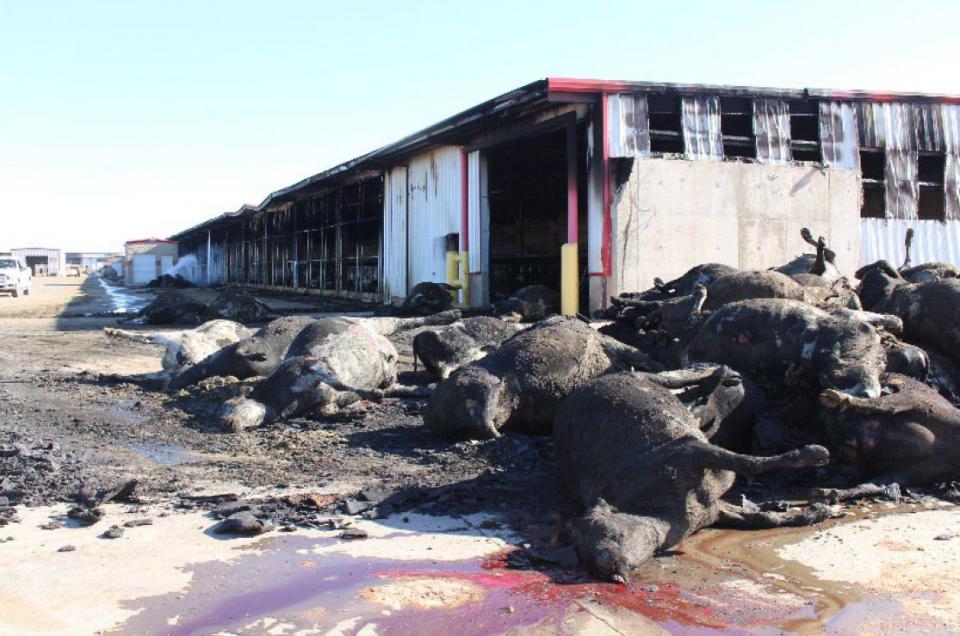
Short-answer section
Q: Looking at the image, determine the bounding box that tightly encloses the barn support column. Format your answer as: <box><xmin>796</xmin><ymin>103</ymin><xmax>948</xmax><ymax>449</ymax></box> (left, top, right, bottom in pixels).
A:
<box><xmin>561</xmin><ymin>123</ymin><xmax>579</xmax><ymax>316</ymax></box>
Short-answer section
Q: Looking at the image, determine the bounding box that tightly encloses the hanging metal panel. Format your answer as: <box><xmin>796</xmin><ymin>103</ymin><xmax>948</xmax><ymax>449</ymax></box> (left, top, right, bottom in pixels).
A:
<box><xmin>915</xmin><ymin>103</ymin><xmax>945</xmax><ymax>152</ymax></box>
<box><xmin>885</xmin><ymin>148</ymin><xmax>918</xmax><ymax>220</ymax></box>
<box><xmin>607</xmin><ymin>93</ymin><xmax>650</xmax><ymax>158</ymax></box>
<box><xmin>820</xmin><ymin>101</ymin><xmax>859</xmax><ymax>169</ymax></box>
<box><xmin>382</xmin><ymin>166</ymin><xmax>408</xmax><ymax>298</ymax></box>
<box><xmin>406</xmin><ymin>146</ymin><xmax>464</xmax><ymax>285</ymax></box>
<box><xmin>753</xmin><ymin>98</ymin><xmax>791</xmax><ymax>165</ymax></box>
<box><xmin>682</xmin><ymin>96</ymin><xmax>722</xmax><ymax>161</ymax></box>
<box><xmin>858</xmin><ymin>102</ymin><xmax>917</xmax><ymax>151</ymax></box>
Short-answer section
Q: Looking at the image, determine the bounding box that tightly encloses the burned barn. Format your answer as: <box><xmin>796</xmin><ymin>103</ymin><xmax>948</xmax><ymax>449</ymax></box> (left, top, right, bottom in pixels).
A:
<box><xmin>171</xmin><ymin>78</ymin><xmax>960</xmax><ymax>314</ymax></box>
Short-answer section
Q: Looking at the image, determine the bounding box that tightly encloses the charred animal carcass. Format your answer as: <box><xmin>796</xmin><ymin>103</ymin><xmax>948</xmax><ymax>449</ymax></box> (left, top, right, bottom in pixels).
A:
<box><xmin>555</xmin><ymin>372</ymin><xmax>830</xmax><ymax>581</ymax></box>
<box><xmin>774</xmin><ymin>227</ymin><xmax>842</xmax><ymax>281</ymax></box>
<box><xmin>217</xmin><ymin>311</ymin><xmax>461</xmax><ymax>431</ymax></box>
<box><xmin>857</xmin><ymin>262</ymin><xmax>960</xmax><ymax>367</ymax></box>
<box><xmin>168</xmin><ymin>315</ymin><xmax>316</xmax><ymax>389</ymax></box>
<box><xmin>104</xmin><ymin>319</ymin><xmax>252</xmax><ymax>374</ymax></box>
<box><xmin>137</xmin><ymin>290</ymin><xmax>218</xmax><ymax>326</ymax></box>
<box><xmin>899</xmin><ymin>228</ymin><xmax>960</xmax><ymax>283</ymax></box>
<box><xmin>423</xmin><ymin>316</ymin><xmax>663</xmax><ymax>439</ymax></box>
<box><xmin>412</xmin><ymin>316</ymin><xmax>524</xmax><ymax>380</ymax></box>
<box><xmin>685</xmin><ymin>299</ymin><xmax>886</xmax><ymax>398</ymax></box>
<box><xmin>819</xmin><ymin>373</ymin><xmax>960</xmax><ymax>486</ymax></box>
<box><xmin>208</xmin><ymin>288</ymin><xmax>273</xmax><ymax>323</ymax></box>
<box><xmin>493</xmin><ymin>285</ymin><xmax>561</xmax><ymax>322</ymax></box>
<box><xmin>377</xmin><ymin>282</ymin><xmax>455</xmax><ymax>316</ymax></box>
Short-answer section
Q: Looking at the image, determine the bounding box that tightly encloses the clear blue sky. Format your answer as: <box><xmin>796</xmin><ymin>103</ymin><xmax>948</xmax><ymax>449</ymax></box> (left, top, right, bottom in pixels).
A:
<box><xmin>2</xmin><ymin>0</ymin><xmax>958</xmax><ymax>251</ymax></box>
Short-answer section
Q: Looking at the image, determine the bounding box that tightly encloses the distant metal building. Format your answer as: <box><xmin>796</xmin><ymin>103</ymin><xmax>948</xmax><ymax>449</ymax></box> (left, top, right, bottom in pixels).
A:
<box><xmin>170</xmin><ymin>78</ymin><xmax>960</xmax><ymax>314</ymax></box>
<box><xmin>123</xmin><ymin>238</ymin><xmax>179</xmax><ymax>286</ymax></box>
<box><xmin>11</xmin><ymin>247</ymin><xmax>65</xmax><ymax>276</ymax></box>
<box><xmin>65</xmin><ymin>252</ymin><xmax>120</xmax><ymax>273</ymax></box>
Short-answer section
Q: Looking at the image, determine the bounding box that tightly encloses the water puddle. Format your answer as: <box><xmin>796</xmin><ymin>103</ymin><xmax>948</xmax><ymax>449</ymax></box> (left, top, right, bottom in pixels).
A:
<box><xmin>130</xmin><ymin>443</ymin><xmax>201</xmax><ymax>465</ymax></box>
<box><xmin>97</xmin><ymin>278</ymin><xmax>150</xmax><ymax>314</ymax></box>
<box><xmin>106</xmin><ymin>503</ymin><xmax>960</xmax><ymax>636</ymax></box>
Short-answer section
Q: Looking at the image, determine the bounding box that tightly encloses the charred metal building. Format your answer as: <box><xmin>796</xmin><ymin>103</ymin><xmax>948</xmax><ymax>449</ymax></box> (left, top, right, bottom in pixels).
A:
<box><xmin>170</xmin><ymin>78</ymin><xmax>960</xmax><ymax>313</ymax></box>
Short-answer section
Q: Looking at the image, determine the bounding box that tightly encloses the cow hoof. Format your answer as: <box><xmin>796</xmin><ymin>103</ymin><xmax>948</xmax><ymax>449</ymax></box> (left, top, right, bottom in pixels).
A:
<box><xmin>819</xmin><ymin>389</ymin><xmax>851</xmax><ymax>410</ymax></box>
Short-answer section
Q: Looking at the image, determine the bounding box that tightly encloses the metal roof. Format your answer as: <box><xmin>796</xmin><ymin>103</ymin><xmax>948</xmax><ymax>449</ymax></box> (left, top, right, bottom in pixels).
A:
<box><xmin>170</xmin><ymin>77</ymin><xmax>960</xmax><ymax>240</ymax></box>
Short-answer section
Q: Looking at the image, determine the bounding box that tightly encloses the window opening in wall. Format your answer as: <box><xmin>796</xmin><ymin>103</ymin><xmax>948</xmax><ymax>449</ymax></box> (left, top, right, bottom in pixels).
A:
<box><xmin>917</xmin><ymin>153</ymin><xmax>946</xmax><ymax>221</ymax></box>
<box><xmin>720</xmin><ymin>96</ymin><xmax>756</xmax><ymax>159</ymax></box>
<box><xmin>860</xmin><ymin>149</ymin><xmax>886</xmax><ymax>218</ymax></box>
<box><xmin>648</xmin><ymin>95</ymin><xmax>683</xmax><ymax>154</ymax></box>
<box><xmin>789</xmin><ymin>99</ymin><xmax>822</xmax><ymax>162</ymax></box>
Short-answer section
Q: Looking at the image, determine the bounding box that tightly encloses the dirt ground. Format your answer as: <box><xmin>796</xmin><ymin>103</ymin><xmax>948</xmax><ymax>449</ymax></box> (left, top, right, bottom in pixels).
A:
<box><xmin>3</xmin><ymin>276</ymin><xmax>960</xmax><ymax>635</ymax></box>
<box><xmin>0</xmin><ymin>276</ymin><xmax>565</xmax><ymax>521</ymax></box>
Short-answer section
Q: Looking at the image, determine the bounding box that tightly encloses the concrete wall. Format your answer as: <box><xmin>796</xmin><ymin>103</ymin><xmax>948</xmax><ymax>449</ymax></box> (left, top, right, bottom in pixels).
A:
<box><xmin>612</xmin><ymin>157</ymin><xmax>861</xmax><ymax>294</ymax></box>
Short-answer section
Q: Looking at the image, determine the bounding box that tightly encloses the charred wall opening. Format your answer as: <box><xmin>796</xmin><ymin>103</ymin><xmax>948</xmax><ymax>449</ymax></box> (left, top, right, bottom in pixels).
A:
<box><xmin>485</xmin><ymin>124</ymin><xmax>588</xmax><ymax>302</ymax></box>
<box><xmin>189</xmin><ymin>176</ymin><xmax>383</xmax><ymax>297</ymax></box>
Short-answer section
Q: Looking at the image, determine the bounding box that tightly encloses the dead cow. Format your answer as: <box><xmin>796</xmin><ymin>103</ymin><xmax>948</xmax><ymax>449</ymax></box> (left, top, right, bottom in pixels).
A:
<box><xmin>819</xmin><ymin>374</ymin><xmax>960</xmax><ymax>486</ymax></box>
<box><xmin>774</xmin><ymin>227</ymin><xmax>842</xmax><ymax>281</ymax></box>
<box><xmin>857</xmin><ymin>261</ymin><xmax>960</xmax><ymax>367</ymax></box>
<box><xmin>377</xmin><ymin>282</ymin><xmax>455</xmax><ymax>317</ymax></box>
<box><xmin>104</xmin><ymin>319</ymin><xmax>252</xmax><ymax>373</ymax></box>
<box><xmin>208</xmin><ymin>288</ymin><xmax>273</xmax><ymax>323</ymax></box>
<box><xmin>136</xmin><ymin>290</ymin><xmax>218</xmax><ymax>326</ymax></box>
<box><xmin>616</xmin><ymin>263</ymin><xmax>736</xmax><ymax>305</ymax></box>
<box><xmin>168</xmin><ymin>315</ymin><xmax>317</xmax><ymax>389</ymax></box>
<box><xmin>685</xmin><ymin>299</ymin><xmax>886</xmax><ymax>398</ymax></box>
<box><xmin>899</xmin><ymin>228</ymin><xmax>960</xmax><ymax>284</ymax></box>
<box><xmin>412</xmin><ymin>316</ymin><xmax>525</xmax><ymax>380</ymax></box>
<box><xmin>493</xmin><ymin>285</ymin><xmax>561</xmax><ymax>322</ymax></box>
<box><xmin>423</xmin><ymin>316</ymin><xmax>663</xmax><ymax>439</ymax></box>
<box><xmin>555</xmin><ymin>372</ymin><xmax>830</xmax><ymax>581</ymax></box>
<box><xmin>218</xmin><ymin>311</ymin><xmax>461</xmax><ymax>431</ymax></box>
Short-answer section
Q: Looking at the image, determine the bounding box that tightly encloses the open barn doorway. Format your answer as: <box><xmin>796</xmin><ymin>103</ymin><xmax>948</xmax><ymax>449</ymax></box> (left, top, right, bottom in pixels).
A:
<box><xmin>484</xmin><ymin>123</ymin><xmax>588</xmax><ymax>304</ymax></box>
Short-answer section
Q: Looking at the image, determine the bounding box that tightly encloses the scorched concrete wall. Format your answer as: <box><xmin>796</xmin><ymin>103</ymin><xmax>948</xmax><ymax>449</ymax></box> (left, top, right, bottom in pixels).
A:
<box><xmin>612</xmin><ymin>158</ymin><xmax>861</xmax><ymax>295</ymax></box>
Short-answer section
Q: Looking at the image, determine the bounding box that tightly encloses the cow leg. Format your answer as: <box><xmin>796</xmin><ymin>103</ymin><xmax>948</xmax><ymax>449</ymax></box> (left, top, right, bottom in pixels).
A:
<box><xmin>601</xmin><ymin>337</ymin><xmax>665</xmax><ymax>373</ymax></box>
<box><xmin>679</xmin><ymin>438</ymin><xmax>829</xmax><ymax>475</ymax></box>
<box><xmin>820</xmin><ymin>389</ymin><xmax>916</xmax><ymax>416</ymax></box>
<box><xmin>367</xmin><ymin>310</ymin><xmax>462</xmax><ymax>336</ymax></box>
<box><xmin>810</xmin><ymin>481</ymin><xmax>902</xmax><ymax>504</ymax></box>
<box><xmin>716</xmin><ymin>501</ymin><xmax>838</xmax><ymax>529</ymax></box>
<box><xmin>570</xmin><ymin>499</ymin><xmax>669</xmax><ymax>583</ymax></box>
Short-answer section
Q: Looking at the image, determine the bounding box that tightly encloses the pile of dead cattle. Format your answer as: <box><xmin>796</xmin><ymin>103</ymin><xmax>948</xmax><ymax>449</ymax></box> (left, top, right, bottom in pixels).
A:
<box><xmin>108</xmin><ymin>228</ymin><xmax>960</xmax><ymax>581</ymax></box>
<box><xmin>130</xmin><ymin>287</ymin><xmax>274</xmax><ymax>325</ymax></box>
<box><xmin>146</xmin><ymin>273</ymin><xmax>194</xmax><ymax>289</ymax></box>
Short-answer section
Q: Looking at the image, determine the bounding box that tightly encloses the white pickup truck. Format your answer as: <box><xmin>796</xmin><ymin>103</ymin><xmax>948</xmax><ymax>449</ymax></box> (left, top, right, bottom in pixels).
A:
<box><xmin>0</xmin><ymin>257</ymin><xmax>32</xmax><ymax>297</ymax></box>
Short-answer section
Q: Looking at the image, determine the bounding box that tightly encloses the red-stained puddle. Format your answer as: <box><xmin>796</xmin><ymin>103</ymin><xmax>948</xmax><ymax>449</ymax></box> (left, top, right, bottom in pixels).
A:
<box><xmin>3</xmin><ymin>501</ymin><xmax>960</xmax><ymax>635</ymax></box>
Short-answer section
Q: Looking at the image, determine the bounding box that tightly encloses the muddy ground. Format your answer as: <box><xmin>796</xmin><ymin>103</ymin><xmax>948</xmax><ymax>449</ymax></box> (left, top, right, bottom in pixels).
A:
<box><xmin>3</xmin><ymin>276</ymin><xmax>960</xmax><ymax>635</ymax></box>
<box><xmin>0</xmin><ymin>276</ymin><xmax>568</xmax><ymax>526</ymax></box>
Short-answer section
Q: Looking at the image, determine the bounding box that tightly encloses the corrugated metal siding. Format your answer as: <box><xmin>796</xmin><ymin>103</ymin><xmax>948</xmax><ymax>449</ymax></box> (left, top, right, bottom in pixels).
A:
<box><xmin>406</xmin><ymin>146</ymin><xmax>464</xmax><ymax>285</ymax></box>
<box><xmin>208</xmin><ymin>239</ymin><xmax>227</xmax><ymax>285</ymax></box>
<box><xmin>607</xmin><ymin>93</ymin><xmax>650</xmax><ymax>159</ymax></box>
<box><xmin>754</xmin><ymin>98</ymin><xmax>791</xmax><ymax>165</ymax></box>
<box><xmin>467</xmin><ymin>151</ymin><xmax>484</xmax><ymax>274</ymax></box>
<box><xmin>885</xmin><ymin>149</ymin><xmax>917</xmax><ymax>220</ymax></box>
<box><xmin>382</xmin><ymin>166</ymin><xmax>408</xmax><ymax>298</ymax></box>
<box><xmin>820</xmin><ymin>101</ymin><xmax>859</xmax><ymax>169</ymax></box>
<box><xmin>943</xmin><ymin>105</ymin><xmax>960</xmax><ymax>221</ymax></box>
<box><xmin>860</xmin><ymin>218</ymin><xmax>960</xmax><ymax>267</ymax></box>
<box><xmin>586</xmin><ymin>119</ymin><xmax>604</xmax><ymax>274</ymax></box>
<box><xmin>11</xmin><ymin>248</ymin><xmax>64</xmax><ymax>275</ymax></box>
<box><xmin>682</xmin><ymin>96</ymin><xmax>722</xmax><ymax>161</ymax></box>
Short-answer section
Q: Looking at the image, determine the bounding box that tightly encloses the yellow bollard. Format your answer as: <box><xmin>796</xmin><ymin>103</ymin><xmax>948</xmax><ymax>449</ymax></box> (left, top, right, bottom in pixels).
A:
<box><xmin>561</xmin><ymin>243</ymin><xmax>578</xmax><ymax>316</ymax></box>
<box><xmin>446</xmin><ymin>251</ymin><xmax>461</xmax><ymax>304</ymax></box>
<box><xmin>459</xmin><ymin>251</ymin><xmax>469</xmax><ymax>307</ymax></box>
<box><xmin>445</xmin><ymin>251</ymin><xmax>470</xmax><ymax>307</ymax></box>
